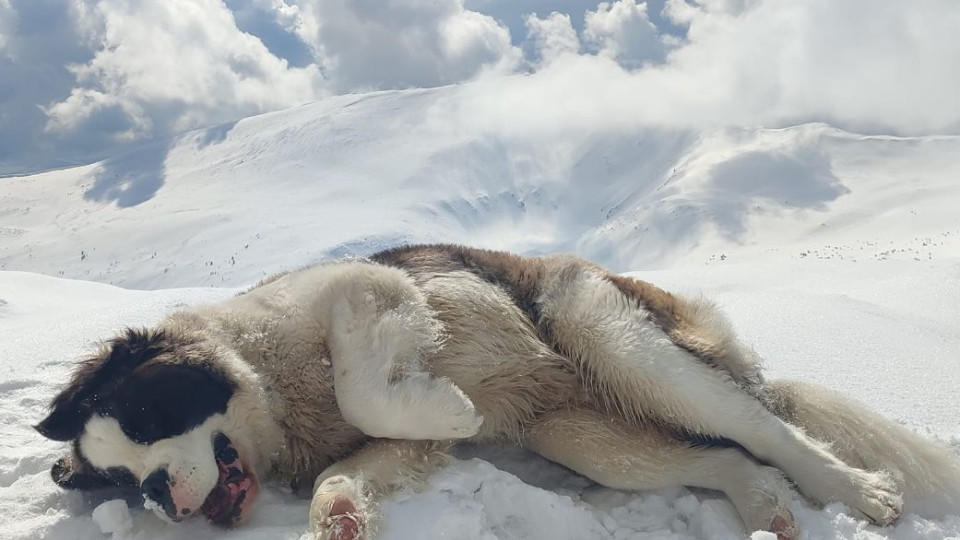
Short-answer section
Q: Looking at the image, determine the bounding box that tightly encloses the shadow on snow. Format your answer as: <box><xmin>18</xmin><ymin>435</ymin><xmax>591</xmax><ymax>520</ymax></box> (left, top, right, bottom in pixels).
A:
<box><xmin>83</xmin><ymin>121</ymin><xmax>238</xmax><ymax>208</ymax></box>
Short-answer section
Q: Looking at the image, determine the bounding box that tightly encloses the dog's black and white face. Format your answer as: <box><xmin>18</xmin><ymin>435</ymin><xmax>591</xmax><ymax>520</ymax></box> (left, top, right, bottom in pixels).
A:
<box><xmin>35</xmin><ymin>328</ymin><xmax>261</xmax><ymax>526</ymax></box>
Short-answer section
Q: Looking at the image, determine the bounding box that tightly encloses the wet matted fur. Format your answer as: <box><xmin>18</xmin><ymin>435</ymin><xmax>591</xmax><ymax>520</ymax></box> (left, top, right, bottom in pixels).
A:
<box><xmin>36</xmin><ymin>244</ymin><xmax>960</xmax><ymax>538</ymax></box>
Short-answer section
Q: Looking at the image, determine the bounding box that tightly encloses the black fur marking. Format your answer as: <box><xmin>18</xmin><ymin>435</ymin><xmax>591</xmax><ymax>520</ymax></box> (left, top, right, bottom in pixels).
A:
<box><xmin>38</xmin><ymin>327</ymin><xmax>238</xmax><ymax>494</ymax></box>
<box><xmin>214</xmin><ymin>432</ymin><xmax>233</xmax><ymax>457</ymax></box>
<box><xmin>141</xmin><ymin>469</ymin><xmax>176</xmax><ymax>518</ymax></box>
<box><xmin>218</xmin><ymin>446</ymin><xmax>239</xmax><ymax>464</ymax></box>
<box><xmin>108</xmin><ymin>364</ymin><xmax>234</xmax><ymax>444</ymax></box>
<box><xmin>51</xmin><ymin>454</ymin><xmax>114</xmax><ymax>491</ymax></box>
<box><xmin>672</xmin><ymin>429</ymin><xmax>745</xmax><ymax>451</ymax></box>
<box><xmin>50</xmin><ymin>441</ymin><xmax>138</xmax><ymax>491</ymax></box>
<box><xmin>37</xmin><ymin>328</ymin><xmax>236</xmax><ymax>445</ymax></box>
<box><xmin>103</xmin><ymin>466</ymin><xmax>140</xmax><ymax>489</ymax></box>
<box><xmin>35</xmin><ymin>401</ymin><xmax>88</xmax><ymax>443</ymax></box>
<box><xmin>35</xmin><ymin>328</ymin><xmax>178</xmax><ymax>442</ymax></box>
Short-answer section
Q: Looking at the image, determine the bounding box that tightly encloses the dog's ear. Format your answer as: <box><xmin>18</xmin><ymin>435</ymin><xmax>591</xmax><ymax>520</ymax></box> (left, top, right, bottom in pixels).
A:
<box><xmin>35</xmin><ymin>397</ymin><xmax>89</xmax><ymax>442</ymax></box>
<box><xmin>35</xmin><ymin>327</ymin><xmax>171</xmax><ymax>442</ymax></box>
<box><xmin>34</xmin><ymin>350</ymin><xmax>104</xmax><ymax>442</ymax></box>
<box><xmin>50</xmin><ymin>451</ymin><xmax>115</xmax><ymax>491</ymax></box>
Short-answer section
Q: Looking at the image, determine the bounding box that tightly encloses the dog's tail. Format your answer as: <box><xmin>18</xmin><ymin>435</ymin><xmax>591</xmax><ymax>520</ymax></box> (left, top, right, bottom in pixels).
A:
<box><xmin>765</xmin><ymin>379</ymin><xmax>960</xmax><ymax>517</ymax></box>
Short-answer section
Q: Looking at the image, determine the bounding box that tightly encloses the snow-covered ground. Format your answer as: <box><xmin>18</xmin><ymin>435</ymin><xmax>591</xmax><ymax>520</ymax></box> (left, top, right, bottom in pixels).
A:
<box><xmin>1</xmin><ymin>84</ymin><xmax>959</xmax><ymax>539</ymax></box>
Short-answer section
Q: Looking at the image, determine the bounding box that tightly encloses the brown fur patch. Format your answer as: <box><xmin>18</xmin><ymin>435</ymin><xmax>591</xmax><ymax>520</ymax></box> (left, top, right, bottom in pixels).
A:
<box><xmin>604</xmin><ymin>274</ymin><xmax>683</xmax><ymax>334</ymax></box>
<box><xmin>605</xmin><ymin>273</ymin><xmax>761</xmax><ymax>390</ymax></box>
<box><xmin>372</xmin><ymin>244</ymin><xmax>579</xmax><ymax>440</ymax></box>
<box><xmin>208</xmin><ymin>313</ymin><xmax>367</xmax><ymax>494</ymax></box>
<box><xmin>606</xmin><ymin>273</ymin><xmax>724</xmax><ymax>367</ymax></box>
<box><xmin>371</xmin><ymin>244</ymin><xmax>547</xmax><ymax>330</ymax></box>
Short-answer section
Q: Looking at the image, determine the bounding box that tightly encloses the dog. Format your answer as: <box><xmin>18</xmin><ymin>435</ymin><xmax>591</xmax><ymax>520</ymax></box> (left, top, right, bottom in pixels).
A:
<box><xmin>35</xmin><ymin>244</ymin><xmax>960</xmax><ymax>539</ymax></box>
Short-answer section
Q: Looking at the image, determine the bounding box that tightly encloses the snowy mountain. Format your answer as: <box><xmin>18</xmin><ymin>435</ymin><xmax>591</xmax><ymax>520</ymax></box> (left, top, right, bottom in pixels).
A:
<box><xmin>1</xmin><ymin>84</ymin><xmax>959</xmax><ymax>540</ymax></box>
<box><xmin>3</xmin><ymin>85</ymin><xmax>958</xmax><ymax>288</ymax></box>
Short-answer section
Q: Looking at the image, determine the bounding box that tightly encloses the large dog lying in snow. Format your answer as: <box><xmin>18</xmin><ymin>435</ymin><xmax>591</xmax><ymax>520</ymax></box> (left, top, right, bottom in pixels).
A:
<box><xmin>36</xmin><ymin>245</ymin><xmax>960</xmax><ymax>539</ymax></box>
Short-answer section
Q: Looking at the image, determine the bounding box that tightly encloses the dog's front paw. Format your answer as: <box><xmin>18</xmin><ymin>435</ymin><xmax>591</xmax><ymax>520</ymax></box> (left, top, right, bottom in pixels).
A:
<box><xmin>365</xmin><ymin>374</ymin><xmax>483</xmax><ymax>440</ymax></box>
<box><xmin>415</xmin><ymin>377</ymin><xmax>484</xmax><ymax>439</ymax></box>
<box><xmin>341</xmin><ymin>372</ymin><xmax>483</xmax><ymax>440</ymax></box>
<box><xmin>847</xmin><ymin>470</ymin><xmax>903</xmax><ymax>526</ymax></box>
<box><xmin>310</xmin><ymin>476</ymin><xmax>370</xmax><ymax>540</ymax></box>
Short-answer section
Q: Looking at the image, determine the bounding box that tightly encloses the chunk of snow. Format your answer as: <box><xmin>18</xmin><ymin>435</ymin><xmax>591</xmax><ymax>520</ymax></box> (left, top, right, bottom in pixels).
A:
<box><xmin>91</xmin><ymin>500</ymin><xmax>132</xmax><ymax>537</ymax></box>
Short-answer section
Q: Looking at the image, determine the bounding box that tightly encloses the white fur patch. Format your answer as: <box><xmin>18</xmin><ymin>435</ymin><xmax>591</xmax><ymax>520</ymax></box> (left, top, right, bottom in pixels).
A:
<box><xmin>80</xmin><ymin>416</ymin><xmax>148</xmax><ymax>475</ymax></box>
<box><xmin>299</xmin><ymin>262</ymin><xmax>483</xmax><ymax>440</ymax></box>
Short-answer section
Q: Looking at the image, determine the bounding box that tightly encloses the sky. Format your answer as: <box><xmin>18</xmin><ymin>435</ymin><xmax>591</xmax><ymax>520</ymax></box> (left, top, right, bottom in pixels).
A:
<box><xmin>1</xmin><ymin>0</ymin><xmax>959</xmax><ymax>176</ymax></box>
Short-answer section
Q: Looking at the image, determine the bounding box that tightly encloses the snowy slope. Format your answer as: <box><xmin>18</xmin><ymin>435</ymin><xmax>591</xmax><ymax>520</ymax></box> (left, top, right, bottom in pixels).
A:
<box><xmin>1</xmin><ymin>86</ymin><xmax>958</xmax><ymax>288</ymax></box>
<box><xmin>1</xmin><ymin>85</ymin><xmax>960</xmax><ymax>540</ymax></box>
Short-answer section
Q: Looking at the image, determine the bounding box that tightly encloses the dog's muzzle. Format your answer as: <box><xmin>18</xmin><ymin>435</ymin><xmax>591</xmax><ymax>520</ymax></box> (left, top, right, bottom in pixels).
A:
<box><xmin>140</xmin><ymin>433</ymin><xmax>259</xmax><ymax>526</ymax></box>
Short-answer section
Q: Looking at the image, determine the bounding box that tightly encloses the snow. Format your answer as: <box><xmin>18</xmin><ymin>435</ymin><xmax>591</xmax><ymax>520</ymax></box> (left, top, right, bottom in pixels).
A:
<box><xmin>1</xmin><ymin>85</ymin><xmax>959</xmax><ymax>539</ymax></box>
<box><xmin>91</xmin><ymin>500</ymin><xmax>133</xmax><ymax>537</ymax></box>
<box><xmin>2</xmin><ymin>89</ymin><xmax>958</xmax><ymax>289</ymax></box>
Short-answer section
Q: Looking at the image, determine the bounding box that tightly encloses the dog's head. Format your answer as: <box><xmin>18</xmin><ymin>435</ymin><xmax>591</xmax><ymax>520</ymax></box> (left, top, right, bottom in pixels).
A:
<box><xmin>35</xmin><ymin>327</ymin><xmax>261</xmax><ymax>527</ymax></box>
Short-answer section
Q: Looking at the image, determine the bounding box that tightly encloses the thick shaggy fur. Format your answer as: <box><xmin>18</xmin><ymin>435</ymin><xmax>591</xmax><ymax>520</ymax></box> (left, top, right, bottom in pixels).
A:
<box><xmin>765</xmin><ymin>380</ymin><xmax>960</xmax><ymax>517</ymax></box>
<box><xmin>36</xmin><ymin>245</ymin><xmax>960</xmax><ymax>539</ymax></box>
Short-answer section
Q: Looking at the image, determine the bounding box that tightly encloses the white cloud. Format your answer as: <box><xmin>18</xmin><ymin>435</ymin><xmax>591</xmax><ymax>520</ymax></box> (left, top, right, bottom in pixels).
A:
<box><xmin>442</xmin><ymin>8</ymin><xmax>520</xmax><ymax>75</ymax></box>
<box><xmin>281</xmin><ymin>0</ymin><xmax>517</xmax><ymax>92</ymax></box>
<box><xmin>43</xmin><ymin>89</ymin><xmax>150</xmax><ymax>141</ymax></box>
<box><xmin>43</xmin><ymin>0</ymin><xmax>323</xmax><ymax>141</ymax></box>
<box><xmin>465</xmin><ymin>0</ymin><xmax>654</xmax><ymax>47</ymax></box>
<box><xmin>583</xmin><ymin>0</ymin><xmax>664</xmax><ymax>68</ymax></box>
<box><xmin>653</xmin><ymin>0</ymin><xmax>960</xmax><ymax>133</ymax></box>
<box><xmin>455</xmin><ymin>0</ymin><xmax>960</xmax><ymax>138</ymax></box>
<box><xmin>685</xmin><ymin>0</ymin><xmax>747</xmax><ymax>16</ymax></box>
<box><xmin>524</xmin><ymin>12</ymin><xmax>580</xmax><ymax>67</ymax></box>
<box><xmin>1</xmin><ymin>0</ymin><xmax>522</xmax><ymax>173</ymax></box>
<box><xmin>661</xmin><ymin>0</ymin><xmax>699</xmax><ymax>25</ymax></box>
<box><xmin>3</xmin><ymin>0</ymin><xmax>960</xmax><ymax>174</ymax></box>
<box><xmin>23</xmin><ymin>0</ymin><xmax>519</xmax><ymax>168</ymax></box>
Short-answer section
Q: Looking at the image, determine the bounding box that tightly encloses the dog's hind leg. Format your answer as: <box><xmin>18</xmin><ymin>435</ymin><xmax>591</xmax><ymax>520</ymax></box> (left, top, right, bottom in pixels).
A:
<box><xmin>320</xmin><ymin>265</ymin><xmax>483</xmax><ymax>440</ymax></box>
<box><xmin>310</xmin><ymin>440</ymin><xmax>452</xmax><ymax>540</ymax></box>
<box><xmin>767</xmin><ymin>379</ymin><xmax>960</xmax><ymax>517</ymax></box>
<box><xmin>526</xmin><ymin>409</ymin><xmax>799</xmax><ymax>539</ymax></box>
<box><xmin>538</xmin><ymin>265</ymin><xmax>902</xmax><ymax>525</ymax></box>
